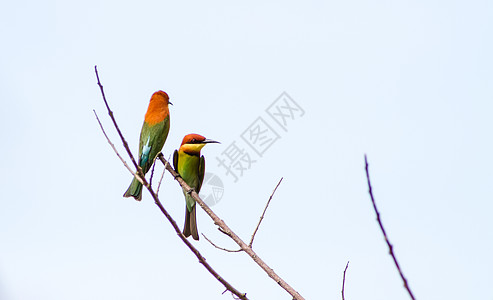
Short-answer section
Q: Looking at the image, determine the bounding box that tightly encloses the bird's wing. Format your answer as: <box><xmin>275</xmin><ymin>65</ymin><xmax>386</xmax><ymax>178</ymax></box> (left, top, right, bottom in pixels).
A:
<box><xmin>173</xmin><ymin>149</ymin><xmax>179</xmax><ymax>171</ymax></box>
<box><xmin>197</xmin><ymin>155</ymin><xmax>205</xmax><ymax>193</ymax></box>
<box><xmin>138</xmin><ymin>122</ymin><xmax>152</xmax><ymax>168</ymax></box>
<box><xmin>138</xmin><ymin>120</ymin><xmax>169</xmax><ymax>173</ymax></box>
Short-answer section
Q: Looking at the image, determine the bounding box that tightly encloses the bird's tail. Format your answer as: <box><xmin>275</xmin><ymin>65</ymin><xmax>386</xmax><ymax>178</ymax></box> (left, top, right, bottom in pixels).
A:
<box><xmin>123</xmin><ymin>177</ymin><xmax>143</xmax><ymax>201</ymax></box>
<box><xmin>183</xmin><ymin>205</ymin><xmax>199</xmax><ymax>240</ymax></box>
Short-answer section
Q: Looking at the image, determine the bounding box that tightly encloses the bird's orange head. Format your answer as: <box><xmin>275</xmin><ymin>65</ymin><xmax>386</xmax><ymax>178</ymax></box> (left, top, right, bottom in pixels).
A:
<box><xmin>144</xmin><ymin>90</ymin><xmax>171</xmax><ymax>125</ymax></box>
<box><xmin>180</xmin><ymin>133</ymin><xmax>220</xmax><ymax>155</ymax></box>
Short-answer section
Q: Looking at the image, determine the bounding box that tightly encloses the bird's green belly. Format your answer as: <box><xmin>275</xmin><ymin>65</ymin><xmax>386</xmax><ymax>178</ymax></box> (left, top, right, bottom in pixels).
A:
<box><xmin>178</xmin><ymin>152</ymin><xmax>201</xmax><ymax>211</ymax></box>
<box><xmin>178</xmin><ymin>155</ymin><xmax>200</xmax><ymax>189</ymax></box>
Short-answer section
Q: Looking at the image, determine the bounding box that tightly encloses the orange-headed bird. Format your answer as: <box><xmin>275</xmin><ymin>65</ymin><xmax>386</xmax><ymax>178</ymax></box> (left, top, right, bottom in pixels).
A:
<box><xmin>123</xmin><ymin>91</ymin><xmax>171</xmax><ymax>201</ymax></box>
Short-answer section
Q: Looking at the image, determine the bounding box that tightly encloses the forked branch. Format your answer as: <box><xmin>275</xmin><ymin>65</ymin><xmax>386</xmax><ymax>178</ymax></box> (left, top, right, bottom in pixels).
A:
<box><xmin>202</xmin><ymin>177</ymin><xmax>284</xmax><ymax>252</ymax></box>
<box><xmin>157</xmin><ymin>154</ymin><xmax>304</xmax><ymax>300</ymax></box>
<box><xmin>249</xmin><ymin>177</ymin><xmax>283</xmax><ymax>248</ymax></box>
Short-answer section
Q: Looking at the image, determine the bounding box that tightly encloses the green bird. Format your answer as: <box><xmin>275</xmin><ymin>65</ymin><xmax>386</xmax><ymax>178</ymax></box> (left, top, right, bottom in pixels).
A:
<box><xmin>123</xmin><ymin>90</ymin><xmax>171</xmax><ymax>201</ymax></box>
<box><xmin>173</xmin><ymin>134</ymin><xmax>219</xmax><ymax>240</ymax></box>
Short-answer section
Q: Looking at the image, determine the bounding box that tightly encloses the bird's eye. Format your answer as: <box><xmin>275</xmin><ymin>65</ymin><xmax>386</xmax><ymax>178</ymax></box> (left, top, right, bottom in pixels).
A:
<box><xmin>191</xmin><ymin>139</ymin><xmax>196</xmax><ymax>143</ymax></box>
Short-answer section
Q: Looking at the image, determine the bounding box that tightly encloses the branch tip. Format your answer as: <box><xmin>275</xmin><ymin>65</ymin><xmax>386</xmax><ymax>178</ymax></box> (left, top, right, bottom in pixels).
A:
<box><xmin>365</xmin><ymin>155</ymin><xmax>416</xmax><ymax>300</ymax></box>
<box><xmin>249</xmin><ymin>177</ymin><xmax>284</xmax><ymax>248</ymax></box>
<box><xmin>341</xmin><ymin>261</ymin><xmax>349</xmax><ymax>300</ymax></box>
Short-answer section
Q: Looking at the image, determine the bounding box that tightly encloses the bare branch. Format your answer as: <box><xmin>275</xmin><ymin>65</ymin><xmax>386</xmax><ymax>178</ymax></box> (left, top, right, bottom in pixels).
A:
<box><xmin>217</xmin><ymin>227</ymin><xmax>230</xmax><ymax>236</ymax></box>
<box><xmin>93</xmin><ymin>110</ymin><xmax>143</xmax><ymax>185</ymax></box>
<box><xmin>95</xmin><ymin>66</ymin><xmax>248</xmax><ymax>300</ymax></box>
<box><xmin>341</xmin><ymin>261</ymin><xmax>349</xmax><ymax>300</ymax></box>
<box><xmin>249</xmin><ymin>177</ymin><xmax>283</xmax><ymax>248</ymax></box>
<box><xmin>202</xmin><ymin>234</ymin><xmax>242</xmax><ymax>253</ymax></box>
<box><xmin>94</xmin><ymin>65</ymin><xmax>140</xmax><ymax>174</ymax></box>
<box><xmin>202</xmin><ymin>178</ymin><xmax>283</xmax><ymax>252</ymax></box>
<box><xmin>156</xmin><ymin>154</ymin><xmax>170</xmax><ymax>195</ymax></box>
<box><xmin>149</xmin><ymin>158</ymin><xmax>157</xmax><ymax>187</ymax></box>
<box><xmin>157</xmin><ymin>155</ymin><xmax>305</xmax><ymax>300</ymax></box>
<box><xmin>364</xmin><ymin>154</ymin><xmax>416</xmax><ymax>300</ymax></box>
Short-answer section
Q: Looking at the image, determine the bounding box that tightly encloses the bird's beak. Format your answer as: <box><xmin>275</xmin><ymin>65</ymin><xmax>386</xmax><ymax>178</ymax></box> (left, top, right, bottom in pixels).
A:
<box><xmin>169</xmin><ymin>101</ymin><xmax>173</xmax><ymax>105</ymax></box>
<box><xmin>203</xmin><ymin>139</ymin><xmax>220</xmax><ymax>144</ymax></box>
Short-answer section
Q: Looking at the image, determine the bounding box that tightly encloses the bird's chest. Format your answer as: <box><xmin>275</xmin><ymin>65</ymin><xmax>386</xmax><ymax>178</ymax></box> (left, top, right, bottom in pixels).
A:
<box><xmin>178</xmin><ymin>153</ymin><xmax>200</xmax><ymax>188</ymax></box>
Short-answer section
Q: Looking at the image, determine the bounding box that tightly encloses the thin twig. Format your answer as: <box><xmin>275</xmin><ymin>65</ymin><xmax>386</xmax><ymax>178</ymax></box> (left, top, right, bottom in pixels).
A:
<box><xmin>149</xmin><ymin>153</ymin><xmax>168</xmax><ymax>195</ymax></box>
<box><xmin>95</xmin><ymin>67</ymin><xmax>248</xmax><ymax>300</ymax></box>
<box><xmin>93</xmin><ymin>110</ymin><xmax>143</xmax><ymax>185</ymax></box>
<box><xmin>249</xmin><ymin>177</ymin><xmax>283</xmax><ymax>248</ymax></box>
<box><xmin>364</xmin><ymin>154</ymin><xmax>416</xmax><ymax>300</ymax></box>
<box><xmin>150</xmin><ymin>159</ymin><xmax>157</xmax><ymax>187</ymax></box>
<box><xmin>202</xmin><ymin>234</ymin><xmax>242</xmax><ymax>253</ymax></box>
<box><xmin>342</xmin><ymin>261</ymin><xmax>349</xmax><ymax>300</ymax></box>
<box><xmin>94</xmin><ymin>65</ymin><xmax>141</xmax><ymax>175</ymax></box>
<box><xmin>157</xmin><ymin>155</ymin><xmax>305</xmax><ymax>300</ymax></box>
<box><xmin>202</xmin><ymin>178</ymin><xmax>283</xmax><ymax>252</ymax></box>
<box><xmin>217</xmin><ymin>227</ymin><xmax>229</xmax><ymax>236</ymax></box>
<box><xmin>156</xmin><ymin>154</ymin><xmax>170</xmax><ymax>195</ymax></box>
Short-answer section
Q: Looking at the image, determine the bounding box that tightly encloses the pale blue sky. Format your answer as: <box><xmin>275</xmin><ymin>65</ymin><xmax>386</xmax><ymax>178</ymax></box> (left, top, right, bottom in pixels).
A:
<box><xmin>1</xmin><ymin>1</ymin><xmax>492</xmax><ymax>299</ymax></box>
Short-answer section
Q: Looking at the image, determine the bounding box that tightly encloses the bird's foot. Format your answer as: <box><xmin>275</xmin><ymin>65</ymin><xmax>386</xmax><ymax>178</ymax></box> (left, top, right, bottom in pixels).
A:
<box><xmin>187</xmin><ymin>188</ymin><xmax>195</xmax><ymax>195</ymax></box>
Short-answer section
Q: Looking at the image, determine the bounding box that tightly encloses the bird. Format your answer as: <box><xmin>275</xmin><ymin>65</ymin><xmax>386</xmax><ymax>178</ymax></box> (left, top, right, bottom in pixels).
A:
<box><xmin>123</xmin><ymin>90</ymin><xmax>171</xmax><ymax>201</ymax></box>
<box><xmin>173</xmin><ymin>134</ymin><xmax>219</xmax><ymax>240</ymax></box>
